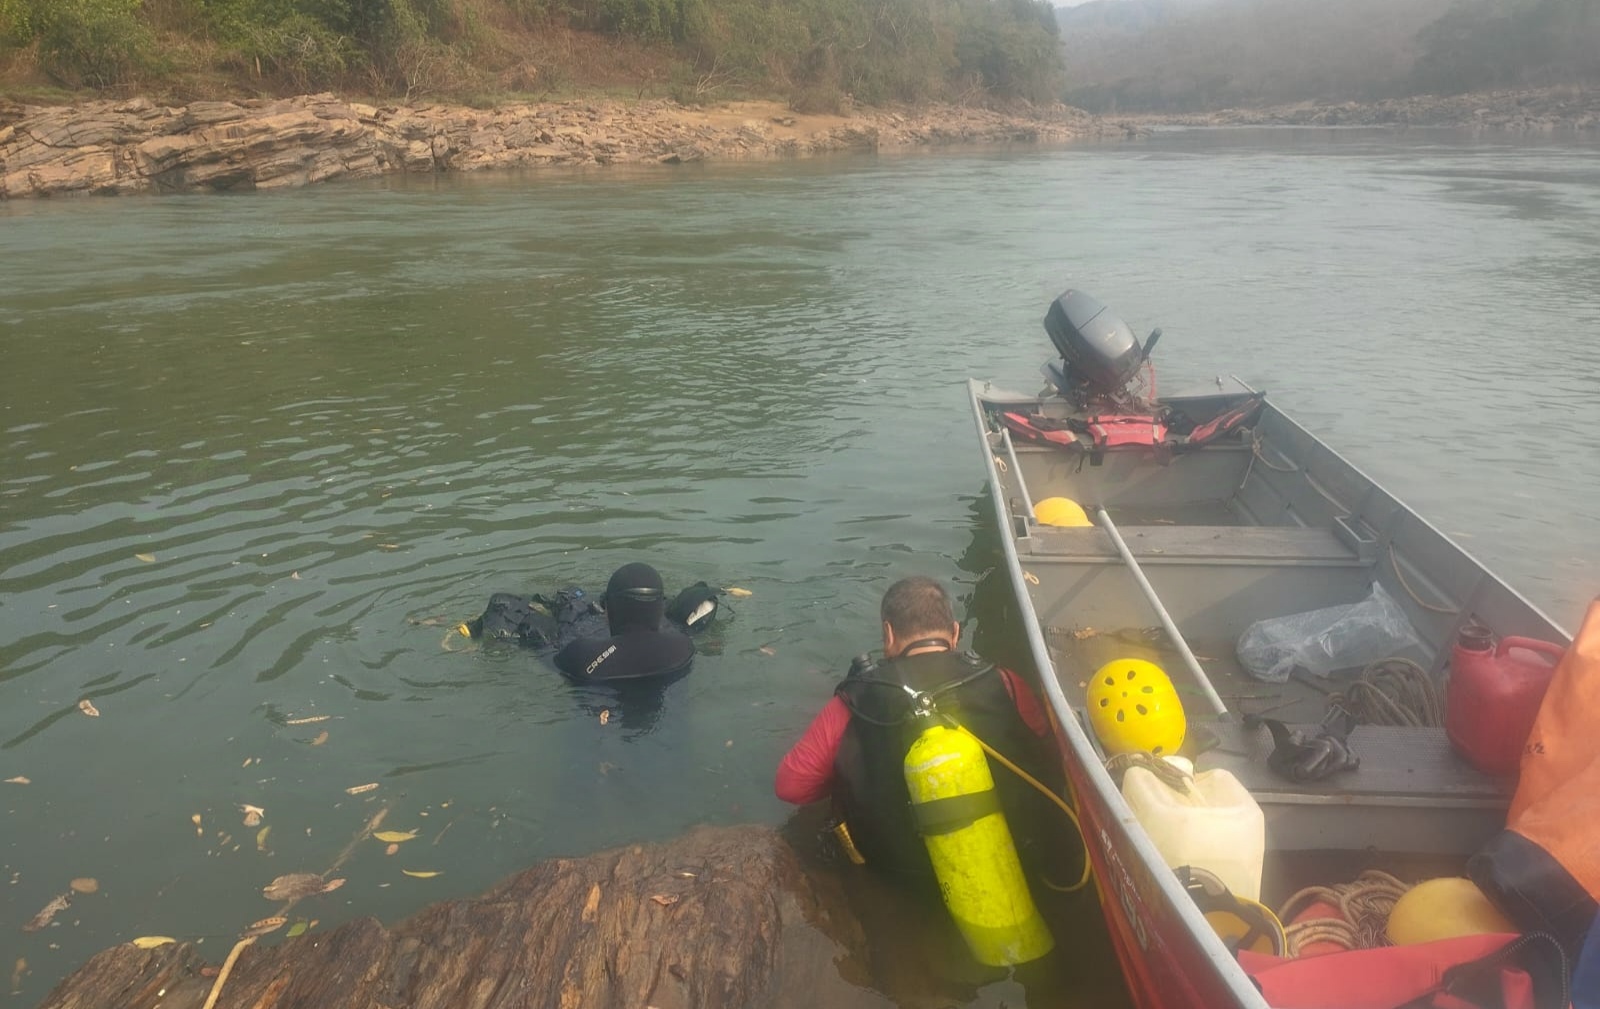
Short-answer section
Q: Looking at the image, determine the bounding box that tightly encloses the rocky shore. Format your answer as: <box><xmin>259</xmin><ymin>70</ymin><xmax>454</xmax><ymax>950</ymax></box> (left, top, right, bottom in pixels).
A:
<box><xmin>1127</xmin><ymin>86</ymin><xmax>1600</xmax><ymax>131</ymax></box>
<box><xmin>0</xmin><ymin>92</ymin><xmax>1126</xmax><ymax>199</ymax></box>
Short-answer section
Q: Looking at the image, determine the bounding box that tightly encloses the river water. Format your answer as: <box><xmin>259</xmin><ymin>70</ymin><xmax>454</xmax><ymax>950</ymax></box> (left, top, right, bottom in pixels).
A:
<box><xmin>2</xmin><ymin>128</ymin><xmax>1598</xmax><ymax>1006</ymax></box>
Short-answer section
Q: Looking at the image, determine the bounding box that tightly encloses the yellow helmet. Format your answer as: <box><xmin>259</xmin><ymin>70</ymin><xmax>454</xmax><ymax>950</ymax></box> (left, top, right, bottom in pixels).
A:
<box><xmin>1034</xmin><ymin>497</ymin><xmax>1093</xmax><ymax>528</ymax></box>
<box><xmin>1086</xmin><ymin>658</ymin><xmax>1186</xmax><ymax>756</ymax></box>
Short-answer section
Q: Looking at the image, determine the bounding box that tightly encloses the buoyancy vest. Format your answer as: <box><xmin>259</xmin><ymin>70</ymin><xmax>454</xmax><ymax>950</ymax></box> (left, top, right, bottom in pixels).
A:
<box><xmin>831</xmin><ymin>649</ymin><xmax>1051</xmax><ymax>877</ymax></box>
<box><xmin>1237</xmin><ymin>931</ymin><xmax>1569</xmax><ymax>1009</ymax></box>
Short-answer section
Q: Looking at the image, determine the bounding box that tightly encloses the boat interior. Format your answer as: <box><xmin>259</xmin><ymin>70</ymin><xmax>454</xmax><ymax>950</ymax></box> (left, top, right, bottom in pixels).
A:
<box><xmin>974</xmin><ymin>380</ymin><xmax>1571</xmax><ymax>917</ymax></box>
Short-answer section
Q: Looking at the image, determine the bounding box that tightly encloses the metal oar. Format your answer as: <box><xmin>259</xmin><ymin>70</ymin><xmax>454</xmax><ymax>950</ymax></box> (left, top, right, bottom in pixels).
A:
<box><xmin>1095</xmin><ymin>506</ymin><xmax>1228</xmax><ymax>716</ymax></box>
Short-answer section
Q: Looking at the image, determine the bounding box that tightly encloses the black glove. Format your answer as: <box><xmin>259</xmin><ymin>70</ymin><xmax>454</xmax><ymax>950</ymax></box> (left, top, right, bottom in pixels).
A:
<box><xmin>1247</xmin><ymin>715</ymin><xmax>1361</xmax><ymax>782</ymax></box>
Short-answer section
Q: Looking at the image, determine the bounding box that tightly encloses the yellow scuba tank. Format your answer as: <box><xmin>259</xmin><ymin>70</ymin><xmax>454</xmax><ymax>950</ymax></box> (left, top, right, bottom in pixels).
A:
<box><xmin>904</xmin><ymin>723</ymin><xmax>1055</xmax><ymax>966</ymax></box>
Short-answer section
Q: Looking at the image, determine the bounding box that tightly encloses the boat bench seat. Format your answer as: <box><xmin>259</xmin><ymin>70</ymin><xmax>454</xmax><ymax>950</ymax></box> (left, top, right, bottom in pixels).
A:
<box><xmin>1025</xmin><ymin>524</ymin><xmax>1369</xmax><ymax>566</ymax></box>
<box><xmin>1194</xmin><ymin>721</ymin><xmax>1512</xmax><ymax>856</ymax></box>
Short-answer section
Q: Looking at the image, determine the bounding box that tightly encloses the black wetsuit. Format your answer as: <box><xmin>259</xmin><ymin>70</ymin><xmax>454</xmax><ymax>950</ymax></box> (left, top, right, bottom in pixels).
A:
<box><xmin>550</xmin><ymin>562</ymin><xmax>700</xmax><ymax>684</ymax></box>
<box><xmin>553</xmin><ymin>625</ymin><xmax>695</xmax><ymax>683</ymax></box>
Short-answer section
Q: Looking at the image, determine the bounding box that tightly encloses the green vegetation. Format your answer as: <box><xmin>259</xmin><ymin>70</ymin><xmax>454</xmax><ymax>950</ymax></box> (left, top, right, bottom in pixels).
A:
<box><xmin>1058</xmin><ymin>0</ymin><xmax>1600</xmax><ymax>113</ymax></box>
<box><xmin>1411</xmin><ymin>0</ymin><xmax>1600</xmax><ymax>95</ymax></box>
<box><xmin>0</xmin><ymin>0</ymin><xmax>1067</xmax><ymax>107</ymax></box>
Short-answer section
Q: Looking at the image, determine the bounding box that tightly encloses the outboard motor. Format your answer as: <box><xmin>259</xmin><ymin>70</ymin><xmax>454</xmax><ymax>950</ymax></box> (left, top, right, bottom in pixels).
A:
<box><xmin>1042</xmin><ymin>289</ymin><xmax>1162</xmax><ymax>406</ymax></box>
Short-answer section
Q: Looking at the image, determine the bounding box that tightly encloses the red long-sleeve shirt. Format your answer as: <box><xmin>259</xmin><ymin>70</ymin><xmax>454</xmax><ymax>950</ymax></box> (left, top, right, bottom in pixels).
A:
<box><xmin>774</xmin><ymin>667</ymin><xmax>1049</xmax><ymax>805</ymax></box>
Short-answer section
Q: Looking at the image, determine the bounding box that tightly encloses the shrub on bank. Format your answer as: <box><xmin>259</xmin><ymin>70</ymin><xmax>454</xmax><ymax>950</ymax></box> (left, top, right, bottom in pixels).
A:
<box><xmin>2</xmin><ymin>0</ymin><xmax>156</xmax><ymax>87</ymax></box>
<box><xmin>0</xmin><ymin>0</ymin><xmax>1067</xmax><ymax>105</ymax></box>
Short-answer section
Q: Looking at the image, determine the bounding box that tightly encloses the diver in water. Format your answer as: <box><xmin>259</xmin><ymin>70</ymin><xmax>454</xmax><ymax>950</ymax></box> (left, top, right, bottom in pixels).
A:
<box><xmin>462</xmin><ymin>562</ymin><xmax>719</xmax><ymax>683</ymax></box>
<box><xmin>554</xmin><ymin>562</ymin><xmax>696</xmax><ymax>683</ymax></box>
<box><xmin>775</xmin><ymin>575</ymin><xmax>1061</xmax><ymax>880</ymax></box>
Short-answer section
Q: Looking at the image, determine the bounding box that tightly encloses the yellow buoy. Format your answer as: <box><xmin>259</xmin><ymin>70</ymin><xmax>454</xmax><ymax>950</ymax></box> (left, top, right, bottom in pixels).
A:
<box><xmin>1386</xmin><ymin>877</ymin><xmax>1514</xmax><ymax>945</ymax></box>
<box><xmin>904</xmin><ymin>724</ymin><xmax>1054</xmax><ymax>966</ymax></box>
<box><xmin>1033</xmin><ymin>497</ymin><xmax>1093</xmax><ymax>528</ymax></box>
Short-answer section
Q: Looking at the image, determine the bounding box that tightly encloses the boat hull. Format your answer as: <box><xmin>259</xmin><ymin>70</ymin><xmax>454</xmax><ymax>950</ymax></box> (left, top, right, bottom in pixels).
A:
<box><xmin>970</xmin><ymin>377</ymin><xmax>1573</xmax><ymax>1009</ymax></box>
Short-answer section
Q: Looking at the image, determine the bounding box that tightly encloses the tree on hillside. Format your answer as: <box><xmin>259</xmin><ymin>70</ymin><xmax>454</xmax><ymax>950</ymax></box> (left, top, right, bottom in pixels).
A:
<box><xmin>1052</xmin><ymin>0</ymin><xmax>1599</xmax><ymax>112</ymax></box>
<box><xmin>1411</xmin><ymin>0</ymin><xmax>1600</xmax><ymax>94</ymax></box>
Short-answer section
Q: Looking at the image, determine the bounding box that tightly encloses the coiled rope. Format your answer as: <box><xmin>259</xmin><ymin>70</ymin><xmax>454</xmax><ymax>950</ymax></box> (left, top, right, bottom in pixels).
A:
<box><xmin>1330</xmin><ymin>658</ymin><xmax>1444</xmax><ymax>728</ymax></box>
<box><xmin>1278</xmin><ymin>870</ymin><xmax>1410</xmax><ymax>955</ymax></box>
<box><xmin>1104</xmin><ymin>750</ymin><xmax>1193</xmax><ymax>792</ymax></box>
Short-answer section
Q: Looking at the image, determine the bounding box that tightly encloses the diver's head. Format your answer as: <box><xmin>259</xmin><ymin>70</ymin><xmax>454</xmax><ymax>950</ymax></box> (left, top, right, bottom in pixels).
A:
<box><xmin>604</xmin><ymin>562</ymin><xmax>666</xmax><ymax>634</ymax></box>
<box><xmin>880</xmin><ymin>576</ymin><xmax>959</xmax><ymax>657</ymax></box>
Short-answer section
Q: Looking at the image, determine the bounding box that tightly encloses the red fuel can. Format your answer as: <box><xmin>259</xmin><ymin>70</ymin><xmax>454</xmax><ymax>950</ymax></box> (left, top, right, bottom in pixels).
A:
<box><xmin>1447</xmin><ymin>628</ymin><xmax>1566</xmax><ymax>776</ymax></box>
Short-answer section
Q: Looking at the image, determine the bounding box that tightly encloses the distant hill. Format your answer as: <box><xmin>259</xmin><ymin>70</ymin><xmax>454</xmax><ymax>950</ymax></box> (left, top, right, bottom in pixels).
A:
<box><xmin>1055</xmin><ymin>0</ymin><xmax>1598</xmax><ymax>112</ymax></box>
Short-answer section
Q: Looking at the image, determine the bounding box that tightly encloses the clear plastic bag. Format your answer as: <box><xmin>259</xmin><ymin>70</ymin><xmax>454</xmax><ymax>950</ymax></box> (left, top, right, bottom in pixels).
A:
<box><xmin>1236</xmin><ymin>582</ymin><xmax>1422</xmax><ymax>683</ymax></box>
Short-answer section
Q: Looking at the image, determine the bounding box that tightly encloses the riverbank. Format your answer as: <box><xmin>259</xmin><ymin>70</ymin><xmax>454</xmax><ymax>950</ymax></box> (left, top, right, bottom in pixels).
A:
<box><xmin>1123</xmin><ymin>86</ymin><xmax>1600</xmax><ymax>131</ymax></box>
<box><xmin>0</xmin><ymin>93</ymin><xmax>1128</xmax><ymax>199</ymax></box>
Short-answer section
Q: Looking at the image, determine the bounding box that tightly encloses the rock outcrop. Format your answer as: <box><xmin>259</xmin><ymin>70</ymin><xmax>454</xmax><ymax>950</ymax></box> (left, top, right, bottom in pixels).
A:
<box><xmin>34</xmin><ymin>824</ymin><xmax>885</xmax><ymax>1009</ymax></box>
<box><xmin>0</xmin><ymin>93</ymin><xmax>1124</xmax><ymax>199</ymax></box>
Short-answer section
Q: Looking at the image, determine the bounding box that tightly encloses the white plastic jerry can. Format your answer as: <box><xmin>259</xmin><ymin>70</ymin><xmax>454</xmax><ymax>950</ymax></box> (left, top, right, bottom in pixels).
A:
<box><xmin>1121</xmin><ymin>756</ymin><xmax>1266</xmax><ymax>902</ymax></box>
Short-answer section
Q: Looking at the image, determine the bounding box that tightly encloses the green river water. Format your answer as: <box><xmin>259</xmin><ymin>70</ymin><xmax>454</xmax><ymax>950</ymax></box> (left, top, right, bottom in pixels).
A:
<box><xmin>2</xmin><ymin>127</ymin><xmax>1599</xmax><ymax>1006</ymax></box>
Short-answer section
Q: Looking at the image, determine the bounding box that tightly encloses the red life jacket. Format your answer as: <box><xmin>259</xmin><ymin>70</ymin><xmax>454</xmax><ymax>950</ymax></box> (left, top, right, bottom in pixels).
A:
<box><xmin>1237</xmin><ymin>932</ymin><xmax>1568</xmax><ymax>1009</ymax></box>
<box><xmin>1084</xmin><ymin>413</ymin><xmax>1168</xmax><ymax>448</ymax></box>
<box><xmin>1000</xmin><ymin>411</ymin><xmax>1168</xmax><ymax>450</ymax></box>
<box><xmin>1000</xmin><ymin>411</ymin><xmax>1078</xmax><ymax>448</ymax></box>
<box><xmin>1183</xmin><ymin>394</ymin><xmax>1266</xmax><ymax>448</ymax></box>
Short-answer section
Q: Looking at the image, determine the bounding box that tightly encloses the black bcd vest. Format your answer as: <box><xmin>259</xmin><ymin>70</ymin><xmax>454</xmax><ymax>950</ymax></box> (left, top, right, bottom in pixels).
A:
<box><xmin>831</xmin><ymin>649</ymin><xmax>1053</xmax><ymax>878</ymax></box>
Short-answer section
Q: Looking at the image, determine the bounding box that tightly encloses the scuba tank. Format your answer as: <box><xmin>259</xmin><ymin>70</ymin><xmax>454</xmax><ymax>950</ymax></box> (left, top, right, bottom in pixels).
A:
<box><xmin>904</xmin><ymin>722</ymin><xmax>1054</xmax><ymax>966</ymax></box>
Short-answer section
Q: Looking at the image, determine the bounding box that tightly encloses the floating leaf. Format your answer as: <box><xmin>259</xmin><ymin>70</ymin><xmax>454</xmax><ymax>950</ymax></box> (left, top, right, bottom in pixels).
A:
<box><xmin>135</xmin><ymin>553</ymin><xmax>156</xmax><ymax>564</ymax></box>
<box><xmin>285</xmin><ymin>921</ymin><xmax>308</xmax><ymax>938</ymax></box>
<box><xmin>385</xmin><ymin>843</ymin><xmax>399</xmax><ymax>856</ymax></box>
<box><xmin>262</xmin><ymin>873</ymin><xmax>325</xmax><ymax>902</ymax></box>
<box><xmin>77</xmin><ymin>699</ymin><xmax>100</xmax><ymax>718</ymax></box>
<box><xmin>285</xmin><ymin>715</ymin><xmax>330</xmax><ymax>726</ymax></box>
<box><xmin>256</xmin><ymin>826</ymin><xmax>271</xmax><ymax>851</ymax></box>
<box><xmin>69</xmin><ymin>878</ymin><xmax>98</xmax><ymax>895</ymax></box>
<box><xmin>373</xmin><ymin>830</ymin><xmax>417</xmax><ymax>843</ymax></box>
<box><xmin>243</xmin><ymin>916</ymin><xmax>286</xmax><ymax>937</ymax></box>
<box><xmin>725</xmin><ymin>587</ymin><xmax>753</xmax><ymax>598</ymax></box>
<box><xmin>345</xmin><ymin>783</ymin><xmax>378</xmax><ymax>795</ymax></box>
<box><xmin>23</xmin><ymin>894</ymin><xmax>69</xmax><ymax>932</ymax></box>
<box><xmin>310</xmin><ymin>731</ymin><xmax>329</xmax><ymax>746</ymax></box>
<box><xmin>4</xmin><ymin>776</ymin><xmax>29</xmax><ymax>785</ymax></box>
<box><xmin>598</xmin><ymin>709</ymin><xmax>610</xmax><ymax>725</ymax></box>
<box><xmin>320</xmin><ymin>878</ymin><xmax>345</xmax><ymax>894</ymax></box>
<box><xmin>402</xmin><ymin>870</ymin><xmax>440</xmax><ymax>879</ymax></box>
<box><xmin>240</xmin><ymin>804</ymin><xmax>265</xmax><ymax>828</ymax></box>
<box><xmin>130</xmin><ymin>936</ymin><xmax>176</xmax><ymax>950</ymax></box>
<box><xmin>649</xmin><ymin>894</ymin><xmax>680</xmax><ymax>907</ymax></box>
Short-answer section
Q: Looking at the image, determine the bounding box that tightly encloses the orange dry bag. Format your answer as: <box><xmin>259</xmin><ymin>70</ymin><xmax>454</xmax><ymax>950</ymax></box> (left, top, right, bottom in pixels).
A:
<box><xmin>1469</xmin><ymin>598</ymin><xmax>1600</xmax><ymax>952</ymax></box>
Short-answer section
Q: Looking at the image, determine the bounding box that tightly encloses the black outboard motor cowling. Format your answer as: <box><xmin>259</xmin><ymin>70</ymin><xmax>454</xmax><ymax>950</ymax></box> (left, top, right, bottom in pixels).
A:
<box><xmin>1043</xmin><ymin>289</ymin><xmax>1145</xmax><ymax>396</ymax></box>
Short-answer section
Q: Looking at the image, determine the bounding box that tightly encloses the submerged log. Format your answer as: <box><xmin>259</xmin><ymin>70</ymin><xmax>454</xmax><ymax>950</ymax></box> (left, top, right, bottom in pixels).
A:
<box><xmin>36</xmin><ymin>824</ymin><xmax>883</xmax><ymax>1009</ymax></box>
